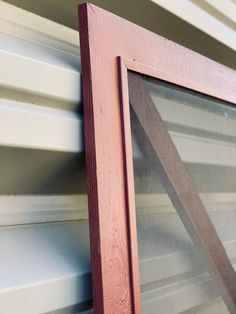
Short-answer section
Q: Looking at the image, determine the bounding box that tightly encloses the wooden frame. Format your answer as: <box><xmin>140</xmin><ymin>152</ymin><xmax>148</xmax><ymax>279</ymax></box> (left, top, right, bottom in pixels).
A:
<box><xmin>78</xmin><ymin>3</ymin><xmax>236</xmax><ymax>313</ymax></box>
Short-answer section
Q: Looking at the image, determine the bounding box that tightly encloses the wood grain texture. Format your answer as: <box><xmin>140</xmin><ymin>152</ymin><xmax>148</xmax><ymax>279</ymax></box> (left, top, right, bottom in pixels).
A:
<box><xmin>78</xmin><ymin>3</ymin><xmax>236</xmax><ymax>313</ymax></box>
<box><xmin>79</xmin><ymin>4</ymin><xmax>133</xmax><ymax>314</ymax></box>
<box><xmin>78</xmin><ymin>6</ymin><xmax>104</xmax><ymax>313</ymax></box>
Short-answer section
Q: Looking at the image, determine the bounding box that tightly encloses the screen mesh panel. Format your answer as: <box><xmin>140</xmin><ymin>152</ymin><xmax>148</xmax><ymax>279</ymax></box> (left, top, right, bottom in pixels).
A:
<box><xmin>129</xmin><ymin>74</ymin><xmax>236</xmax><ymax>313</ymax></box>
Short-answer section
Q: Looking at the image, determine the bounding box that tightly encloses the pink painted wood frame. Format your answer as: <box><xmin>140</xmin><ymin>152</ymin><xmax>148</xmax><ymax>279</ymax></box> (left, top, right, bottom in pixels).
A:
<box><xmin>78</xmin><ymin>3</ymin><xmax>236</xmax><ymax>313</ymax></box>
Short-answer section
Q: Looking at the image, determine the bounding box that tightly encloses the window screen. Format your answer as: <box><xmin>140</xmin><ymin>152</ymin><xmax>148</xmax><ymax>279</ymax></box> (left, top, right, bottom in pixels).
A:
<box><xmin>129</xmin><ymin>73</ymin><xmax>236</xmax><ymax>313</ymax></box>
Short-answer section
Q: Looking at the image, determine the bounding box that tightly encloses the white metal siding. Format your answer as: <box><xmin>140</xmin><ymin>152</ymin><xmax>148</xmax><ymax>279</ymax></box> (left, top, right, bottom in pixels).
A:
<box><xmin>0</xmin><ymin>2</ymin><xmax>91</xmax><ymax>313</ymax></box>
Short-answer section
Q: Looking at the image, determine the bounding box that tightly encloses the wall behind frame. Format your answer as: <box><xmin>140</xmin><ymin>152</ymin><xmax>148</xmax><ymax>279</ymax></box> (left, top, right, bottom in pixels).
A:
<box><xmin>0</xmin><ymin>2</ymin><xmax>92</xmax><ymax>313</ymax></box>
<box><xmin>3</xmin><ymin>0</ymin><xmax>236</xmax><ymax>70</ymax></box>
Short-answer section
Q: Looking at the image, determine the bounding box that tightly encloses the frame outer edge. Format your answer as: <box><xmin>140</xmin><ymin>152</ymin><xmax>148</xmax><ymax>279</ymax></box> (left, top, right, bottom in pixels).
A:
<box><xmin>78</xmin><ymin>3</ymin><xmax>105</xmax><ymax>313</ymax></box>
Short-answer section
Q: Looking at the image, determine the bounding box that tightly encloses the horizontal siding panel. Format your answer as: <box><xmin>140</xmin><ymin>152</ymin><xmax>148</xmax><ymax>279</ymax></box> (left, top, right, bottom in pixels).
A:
<box><xmin>0</xmin><ymin>98</ymin><xmax>83</xmax><ymax>152</ymax></box>
<box><xmin>0</xmin><ymin>1</ymin><xmax>79</xmax><ymax>55</ymax></box>
<box><xmin>0</xmin><ymin>192</ymin><xmax>235</xmax><ymax>226</ymax></box>
<box><xmin>0</xmin><ymin>47</ymin><xmax>81</xmax><ymax>107</ymax></box>
<box><xmin>142</xmin><ymin>274</ymin><xmax>221</xmax><ymax>313</ymax></box>
<box><xmin>0</xmin><ymin>195</ymin><xmax>87</xmax><ymax>226</ymax></box>
<box><xmin>139</xmin><ymin>240</ymin><xmax>236</xmax><ymax>286</ymax></box>
<box><xmin>148</xmin><ymin>86</ymin><xmax>236</xmax><ymax>139</ymax></box>
<box><xmin>136</xmin><ymin>193</ymin><xmax>236</xmax><ymax>212</ymax></box>
<box><xmin>1</xmin><ymin>96</ymin><xmax>235</xmax><ymax>164</ymax></box>
<box><xmin>153</xmin><ymin>0</ymin><xmax>236</xmax><ymax>50</ymax></box>
<box><xmin>0</xmin><ymin>1</ymin><xmax>81</xmax><ymax>109</ymax></box>
<box><xmin>0</xmin><ymin>221</ymin><xmax>91</xmax><ymax>314</ymax></box>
